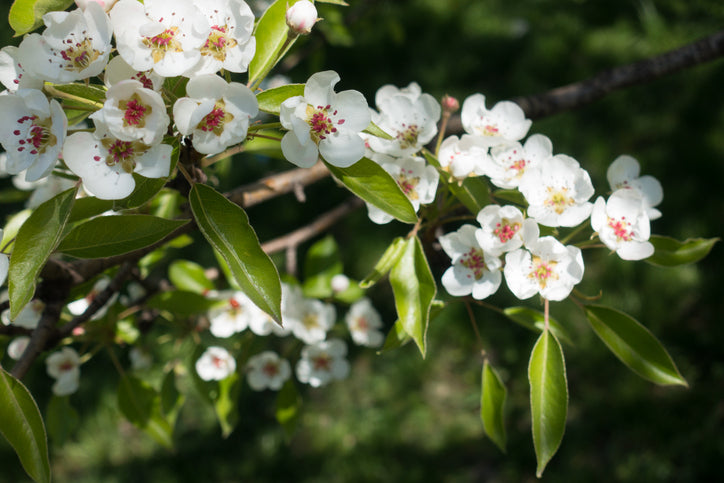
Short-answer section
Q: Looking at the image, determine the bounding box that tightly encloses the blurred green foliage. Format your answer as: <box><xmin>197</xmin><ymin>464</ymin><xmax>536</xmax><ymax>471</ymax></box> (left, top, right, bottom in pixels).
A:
<box><xmin>1</xmin><ymin>0</ymin><xmax>724</xmax><ymax>481</ymax></box>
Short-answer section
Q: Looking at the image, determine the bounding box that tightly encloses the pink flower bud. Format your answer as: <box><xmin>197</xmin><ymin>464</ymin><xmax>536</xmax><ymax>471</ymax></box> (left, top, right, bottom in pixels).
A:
<box><xmin>286</xmin><ymin>0</ymin><xmax>319</xmax><ymax>36</ymax></box>
<box><xmin>441</xmin><ymin>94</ymin><xmax>460</xmax><ymax>114</ymax></box>
<box><xmin>74</xmin><ymin>0</ymin><xmax>118</xmax><ymax>12</ymax></box>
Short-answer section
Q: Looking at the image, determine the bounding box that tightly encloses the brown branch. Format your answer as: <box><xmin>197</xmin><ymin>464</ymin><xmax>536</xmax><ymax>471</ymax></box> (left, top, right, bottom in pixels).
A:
<box><xmin>229</xmin><ymin>161</ymin><xmax>329</xmax><ymax>208</ymax></box>
<box><xmin>261</xmin><ymin>197</ymin><xmax>364</xmax><ymax>255</ymax></box>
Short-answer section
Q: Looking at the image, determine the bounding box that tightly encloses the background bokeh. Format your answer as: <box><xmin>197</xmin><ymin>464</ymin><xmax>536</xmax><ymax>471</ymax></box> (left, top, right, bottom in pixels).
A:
<box><xmin>1</xmin><ymin>1</ymin><xmax>723</xmax><ymax>481</ymax></box>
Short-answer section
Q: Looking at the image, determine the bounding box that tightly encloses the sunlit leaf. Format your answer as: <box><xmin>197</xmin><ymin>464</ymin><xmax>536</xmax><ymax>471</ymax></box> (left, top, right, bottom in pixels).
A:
<box><xmin>9</xmin><ymin>0</ymin><xmax>73</xmax><ymax>36</ymax></box>
<box><xmin>389</xmin><ymin>236</ymin><xmax>436</xmax><ymax>356</ymax></box>
<box><xmin>57</xmin><ymin>215</ymin><xmax>188</xmax><ymax>258</ymax></box>
<box><xmin>378</xmin><ymin>319</ymin><xmax>411</xmax><ymax>353</ymax></box>
<box><xmin>168</xmin><ymin>260</ymin><xmax>214</xmax><ymax>294</ymax></box>
<box><xmin>0</xmin><ymin>365</ymin><xmax>50</xmax><ymax>483</ymax></box>
<box><xmin>146</xmin><ymin>290</ymin><xmax>220</xmax><ymax>316</ymax></box>
<box><xmin>360</xmin><ymin>237</ymin><xmax>406</xmax><ymax>288</ymax></box>
<box><xmin>326</xmin><ymin>158</ymin><xmax>417</xmax><ymax>224</ymax></box>
<box><xmin>529</xmin><ymin>330</ymin><xmax>567</xmax><ymax>478</ymax></box>
<box><xmin>646</xmin><ymin>235</ymin><xmax>718</xmax><ymax>267</ymax></box>
<box><xmin>503</xmin><ymin>307</ymin><xmax>574</xmax><ymax>346</ymax></box>
<box><xmin>362</xmin><ymin>121</ymin><xmax>394</xmax><ymax>140</ymax></box>
<box><xmin>584</xmin><ymin>305</ymin><xmax>688</xmax><ymax>387</ymax></box>
<box><xmin>190</xmin><ymin>183</ymin><xmax>282</xmax><ymax>323</ymax></box>
<box><xmin>9</xmin><ymin>187</ymin><xmax>77</xmax><ymax>320</ymax></box>
<box><xmin>256</xmin><ymin>83</ymin><xmax>304</xmax><ymax>115</ymax></box>
<box><xmin>481</xmin><ymin>360</ymin><xmax>507</xmax><ymax>452</ymax></box>
<box><xmin>423</xmin><ymin>150</ymin><xmax>489</xmax><ymax>213</ymax></box>
<box><xmin>215</xmin><ymin>373</ymin><xmax>240</xmax><ymax>438</ymax></box>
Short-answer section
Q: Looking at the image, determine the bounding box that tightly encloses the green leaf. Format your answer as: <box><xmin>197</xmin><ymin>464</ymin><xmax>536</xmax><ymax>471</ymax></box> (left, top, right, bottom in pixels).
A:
<box><xmin>169</xmin><ymin>260</ymin><xmax>214</xmax><ymax>294</ymax></box>
<box><xmin>316</xmin><ymin>0</ymin><xmax>349</xmax><ymax>5</ymax></box>
<box><xmin>1</xmin><ymin>209</ymin><xmax>32</xmax><ymax>253</ymax></box>
<box><xmin>389</xmin><ymin>236</ymin><xmax>436</xmax><ymax>356</ymax></box>
<box><xmin>503</xmin><ymin>307</ymin><xmax>574</xmax><ymax>346</ymax></box>
<box><xmin>146</xmin><ymin>290</ymin><xmax>220</xmax><ymax>316</ymax></box>
<box><xmin>46</xmin><ymin>395</ymin><xmax>78</xmax><ymax>446</ymax></box>
<box><xmin>189</xmin><ymin>183</ymin><xmax>282</xmax><ymax>322</ymax></box>
<box><xmin>360</xmin><ymin>237</ymin><xmax>406</xmax><ymax>288</ymax></box>
<box><xmin>584</xmin><ymin>305</ymin><xmax>688</xmax><ymax>387</ymax></box>
<box><xmin>112</xmin><ymin>174</ymin><xmax>168</xmax><ymax>212</ymax></box>
<box><xmin>528</xmin><ymin>330</ymin><xmax>568</xmax><ymax>478</ymax></box>
<box><xmin>302</xmin><ymin>235</ymin><xmax>342</xmax><ymax>298</ymax></box>
<box><xmin>9</xmin><ymin>187</ymin><xmax>77</xmax><ymax>320</ymax></box>
<box><xmin>117</xmin><ymin>374</ymin><xmax>155</xmax><ymax>426</ymax></box>
<box><xmin>492</xmin><ymin>188</ymin><xmax>527</xmax><ymax>206</ymax></box>
<box><xmin>423</xmin><ymin>150</ymin><xmax>489</xmax><ymax>213</ymax></box>
<box><xmin>46</xmin><ymin>82</ymin><xmax>106</xmax><ymax>103</ymax></box>
<box><xmin>256</xmin><ymin>84</ymin><xmax>304</xmax><ymax>115</ymax></box>
<box><xmin>481</xmin><ymin>360</ymin><xmax>507</xmax><ymax>453</ymax></box>
<box><xmin>215</xmin><ymin>373</ymin><xmax>240</xmax><ymax>438</ymax></box>
<box><xmin>0</xmin><ymin>365</ymin><xmax>50</xmax><ymax>483</ymax></box>
<box><xmin>646</xmin><ymin>235</ymin><xmax>718</xmax><ymax>267</ymax></box>
<box><xmin>378</xmin><ymin>319</ymin><xmax>412</xmax><ymax>353</ymax></box>
<box><xmin>326</xmin><ymin>158</ymin><xmax>418</xmax><ymax>224</ymax></box>
<box><xmin>362</xmin><ymin>121</ymin><xmax>394</xmax><ymax>140</ymax></box>
<box><xmin>248</xmin><ymin>0</ymin><xmax>303</xmax><ymax>88</ymax></box>
<box><xmin>57</xmin><ymin>215</ymin><xmax>187</xmax><ymax>258</ymax></box>
<box><xmin>160</xmin><ymin>369</ymin><xmax>184</xmax><ymax>421</ymax></box>
<box><xmin>66</xmin><ymin>197</ymin><xmax>114</xmax><ymax>224</ymax></box>
<box><xmin>243</xmin><ymin>129</ymin><xmax>284</xmax><ymax>159</ymax></box>
<box><xmin>275</xmin><ymin>380</ymin><xmax>302</xmax><ymax>439</ymax></box>
<box><xmin>9</xmin><ymin>0</ymin><xmax>73</xmax><ymax>36</ymax></box>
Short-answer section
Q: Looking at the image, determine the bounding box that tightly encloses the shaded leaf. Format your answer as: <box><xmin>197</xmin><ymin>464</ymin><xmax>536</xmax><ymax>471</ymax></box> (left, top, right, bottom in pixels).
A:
<box><xmin>57</xmin><ymin>215</ymin><xmax>187</xmax><ymax>258</ymax></box>
<box><xmin>302</xmin><ymin>235</ymin><xmax>343</xmax><ymax>298</ymax></box>
<box><xmin>503</xmin><ymin>307</ymin><xmax>574</xmax><ymax>346</ymax></box>
<box><xmin>528</xmin><ymin>330</ymin><xmax>568</xmax><ymax>478</ymax></box>
<box><xmin>276</xmin><ymin>380</ymin><xmax>302</xmax><ymax>439</ymax></box>
<box><xmin>168</xmin><ymin>260</ymin><xmax>214</xmax><ymax>294</ymax></box>
<box><xmin>47</xmin><ymin>82</ymin><xmax>106</xmax><ymax>103</ymax></box>
<box><xmin>46</xmin><ymin>395</ymin><xmax>78</xmax><ymax>446</ymax></box>
<box><xmin>481</xmin><ymin>360</ymin><xmax>507</xmax><ymax>452</ymax></box>
<box><xmin>326</xmin><ymin>158</ymin><xmax>417</xmax><ymax>224</ymax></box>
<box><xmin>215</xmin><ymin>373</ymin><xmax>240</xmax><ymax>438</ymax></box>
<box><xmin>256</xmin><ymin>84</ymin><xmax>304</xmax><ymax>115</ymax></box>
<box><xmin>423</xmin><ymin>150</ymin><xmax>489</xmax><ymax>213</ymax></box>
<box><xmin>117</xmin><ymin>374</ymin><xmax>155</xmax><ymax>426</ymax></box>
<box><xmin>0</xmin><ymin>365</ymin><xmax>50</xmax><ymax>483</ymax></box>
<box><xmin>646</xmin><ymin>235</ymin><xmax>718</xmax><ymax>267</ymax></box>
<box><xmin>146</xmin><ymin>290</ymin><xmax>220</xmax><ymax>316</ymax></box>
<box><xmin>584</xmin><ymin>305</ymin><xmax>688</xmax><ymax>387</ymax></box>
<box><xmin>389</xmin><ymin>236</ymin><xmax>436</xmax><ymax>356</ymax></box>
<box><xmin>9</xmin><ymin>187</ymin><xmax>77</xmax><ymax>320</ymax></box>
<box><xmin>190</xmin><ymin>183</ymin><xmax>282</xmax><ymax>322</ymax></box>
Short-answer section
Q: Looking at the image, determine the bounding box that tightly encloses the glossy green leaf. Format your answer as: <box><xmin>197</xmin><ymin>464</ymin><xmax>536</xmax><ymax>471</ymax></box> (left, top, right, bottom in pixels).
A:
<box><xmin>362</xmin><ymin>121</ymin><xmax>394</xmax><ymax>140</ymax></box>
<box><xmin>117</xmin><ymin>374</ymin><xmax>155</xmax><ymax>426</ymax></box>
<box><xmin>189</xmin><ymin>183</ymin><xmax>282</xmax><ymax>322</ymax></box>
<box><xmin>326</xmin><ymin>158</ymin><xmax>418</xmax><ymax>224</ymax></box>
<box><xmin>389</xmin><ymin>236</ymin><xmax>436</xmax><ymax>356</ymax></box>
<box><xmin>492</xmin><ymin>188</ymin><xmax>527</xmax><ymax>206</ymax></box>
<box><xmin>302</xmin><ymin>235</ymin><xmax>342</xmax><ymax>298</ymax></box>
<box><xmin>0</xmin><ymin>365</ymin><xmax>50</xmax><ymax>483</ymax></box>
<box><xmin>423</xmin><ymin>150</ymin><xmax>489</xmax><ymax>213</ymax></box>
<box><xmin>1</xmin><ymin>209</ymin><xmax>32</xmax><ymax>253</ymax></box>
<box><xmin>481</xmin><ymin>360</ymin><xmax>507</xmax><ymax>452</ymax></box>
<box><xmin>215</xmin><ymin>373</ymin><xmax>240</xmax><ymax>438</ymax></box>
<box><xmin>168</xmin><ymin>260</ymin><xmax>214</xmax><ymax>294</ymax></box>
<box><xmin>503</xmin><ymin>307</ymin><xmax>574</xmax><ymax>346</ymax></box>
<box><xmin>146</xmin><ymin>290</ymin><xmax>220</xmax><ymax>316</ymax></box>
<box><xmin>316</xmin><ymin>0</ymin><xmax>349</xmax><ymax>5</ymax></box>
<box><xmin>360</xmin><ymin>237</ymin><xmax>406</xmax><ymax>288</ymax></box>
<box><xmin>248</xmin><ymin>0</ymin><xmax>304</xmax><ymax>88</ymax></box>
<box><xmin>57</xmin><ymin>215</ymin><xmax>187</xmax><ymax>258</ymax></box>
<box><xmin>46</xmin><ymin>395</ymin><xmax>78</xmax><ymax>446</ymax></box>
<box><xmin>243</xmin><ymin>129</ymin><xmax>285</xmax><ymax>159</ymax></box>
<box><xmin>112</xmin><ymin>175</ymin><xmax>169</xmax><ymax>212</ymax></box>
<box><xmin>378</xmin><ymin>319</ymin><xmax>411</xmax><ymax>353</ymax></box>
<box><xmin>646</xmin><ymin>235</ymin><xmax>718</xmax><ymax>267</ymax></box>
<box><xmin>9</xmin><ymin>187</ymin><xmax>77</xmax><ymax>320</ymax></box>
<box><xmin>9</xmin><ymin>0</ymin><xmax>73</xmax><ymax>36</ymax></box>
<box><xmin>66</xmin><ymin>197</ymin><xmax>114</xmax><ymax>224</ymax></box>
<box><xmin>584</xmin><ymin>305</ymin><xmax>688</xmax><ymax>386</ymax></box>
<box><xmin>276</xmin><ymin>380</ymin><xmax>301</xmax><ymax>439</ymax></box>
<box><xmin>47</xmin><ymin>82</ymin><xmax>106</xmax><ymax>103</ymax></box>
<box><xmin>528</xmin><ymin>330</ymin><xmax>568</xmax><ymax>478</ymax></box>
<box><xmin>160</xmin><ymin>369</ymin><xmax>184</xmax><ymax>421</ymax></box>
<box><xmin>256</xmin><ymin>84</ymin><xmax>304</xmax><ymax>115</ymax></box>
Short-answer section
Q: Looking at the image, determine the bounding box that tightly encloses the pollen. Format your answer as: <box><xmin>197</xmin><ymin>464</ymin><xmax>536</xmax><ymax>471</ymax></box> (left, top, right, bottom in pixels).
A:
<box><xmin>460</xmin><ymin>247</ymin><xmax>488</xmax><ymax>280</ymax></box>
<box><xmin>494</xmin><ymin>219</ymin><xmax>521</xmax><ymax>243</ymax></box>
<box><xmin>396</xmin><ymin>168</ymin><xmax>421</xmax><ymax>200</ymax></box>
<box><xmin>545</xmin><ymin>187</ymin><xmax>575</xmax><ymax>214</ymax></box>
<box><xmin>608</xmin><ymin>217</ymin><xmax>634</xmax><ymax>241</ymax></box>
<box><xmin>306</xmin><ymin>105</ymin><xmax>343</xmax><ymax>144</ymax></box>
<box><xmin>201</xmin><ymin>25</ymin><xmax>238</xmax><ymax>62</ymax></box>
<box><xmin>120</xmin><ymin>94</ymin><xmax>151</xmax><ymax>127</ymax></box>
<box><xmin>143</xmin><ymin>27</ymin><xmax>183</xmax><ymax>63</ymax></box>
<box><xmin>197</xmin><ymin>101</ymin><xmax>234</xmax><ymax>136</ymax></box>
<box><xmin>528</xmin><ymin>256</ymin><xmax>559</xmax><ymax>289</ymax></box>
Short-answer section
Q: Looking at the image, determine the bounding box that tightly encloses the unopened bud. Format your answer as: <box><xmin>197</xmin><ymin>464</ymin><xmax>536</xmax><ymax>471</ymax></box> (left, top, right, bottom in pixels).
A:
<box><xmin>286</xmin><ymin>0</ymin><xmax>319</xmax><ymax>36</ymax></box>
<box><xmin>331</xmin><ymin>274</ymin><xmax>351</xmax><ymax>293</ymax></box>
<box><xmin>441</xmin><ymin>94</ymin><xmax>460</xmax><ymax>114</ymax></box>
<box><xmin>74</xmin><ymin>0</ymin><xmax>118</xmax><ymax>12</ymax></box>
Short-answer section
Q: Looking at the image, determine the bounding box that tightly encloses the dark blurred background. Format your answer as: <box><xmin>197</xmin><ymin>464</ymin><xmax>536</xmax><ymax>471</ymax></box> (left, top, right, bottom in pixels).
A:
<box><xmin>1</xmin><ymin>0</ymin><xmax>723</xmax><ymax>481</ymax></box>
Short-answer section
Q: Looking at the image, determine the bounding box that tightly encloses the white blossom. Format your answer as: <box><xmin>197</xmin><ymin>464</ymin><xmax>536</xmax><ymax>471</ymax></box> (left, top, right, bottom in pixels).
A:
<box><xmin>0</xmin><ymin>46</ymin><xmax>43</xmax><ymax>92</ymax></box>
<box><xmin>173</xmin><ymin>74</ymin><xmax>258</xmax><ymax>155</ymax></box>
<box><xmin>439</xmin><ymin>224</ymin><xmax>502</xmax><ymax>300</ymax></box>
<box><xmin>461</xmin><ymin>93</ymin><xmax>531</xmax><ymax>147</ymax></box>
<box><xmin>103</xmin><ymin>55</ymin><xmax>164</xmax><ymax>91</ymax></box>
<box><xmin>486</xmin><ymin>134</ymin><xmax>553</xmax><ymax>189</ymax></box>
<box><xmin>295</xmin><ymin>338</ymin><xmax>350</xmax><ymax>387</ymax></box>
<box><xmin>66</xmin><ymin>277</ymin><xmax>117</xmax><ymax>319</ymax></box>
<box><xmin>46</xmin><ymin>347</ymin><xmax>81</xmax><ymax>396</ymax></box>
<box><xmin>196</xmin><ymin>346</ymin><xmax>236</xmax><ymax>381</ymax></box>
<box><xmin>345</xmin><ymin>298</ymin><xmax>384</xmax><ymax>348</ymax></box>
<box><xmin>246</xmin><ymin>351</ymin><xmax>291</xmax><ymax>391</ymax></box>
<box><xmin>607</xmin><ymin>154</ymin><xmax>663</xmax><ymax>220</ymax></box>
<box><xmin>7</xmin><ymin>337</ymin><xmax>30</xmax><ymax>360</ymax></box>
<box><xmin>591</xmin><ymin>190</ymin><xmax>654</xmax><ymax>261</ymax></box>
<box><xmin>1</xmin><ymin>299</ymin><xmax>44</xmax><ymax>328</ymax></box>
<box><xmin>285</xmin><ymin>0</ymin><xmax>319</xmax><ymax>35</ymax></box>
<box><xmin>504</xmin><ymin>236</ymin><xmax>584</xmax><ymax>301</ymax></box>
<box><xmin>208</xmin><ymin>291</ymin><xmax>250</xmax><ymax>338</ymax></box>
<box><xmin>475</xmin><ymin>205</ymin><xmax>539</xmax><ymax>256</ymax></box>
<box><xmin>284</xmin><ymin>296</ymin><xmax>336</xmax><ymax>345</ymax></box>
<box><xmin>437</xmin><ymin>134</ymin><xmax>489</xmax><ymax>180</ymax></box>
<box><xmin>280</xmin><ymin>70</ymin><xmax>370</xmax><ymax>168</ymax></box>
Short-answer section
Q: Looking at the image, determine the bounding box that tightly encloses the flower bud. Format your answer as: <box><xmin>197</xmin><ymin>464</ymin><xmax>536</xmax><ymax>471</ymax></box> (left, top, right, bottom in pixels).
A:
<box><xmin>286</xmin><ymin>0</ymin><xmax>319</xmax><ymax>36</ymax></box>
<box><xmin>441</xmin><ymin>94</ymin><xmax>460</xmax><ymax>114</ymax></box>
<box><xmin>74</xmin><ymin>0</ymin><xmax>118</xmax><ymax>12</ymax></box>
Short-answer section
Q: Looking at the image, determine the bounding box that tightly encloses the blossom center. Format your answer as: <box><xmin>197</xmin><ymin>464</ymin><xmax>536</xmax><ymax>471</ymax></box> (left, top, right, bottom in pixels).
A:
<box><xmin>396</xmin><ymin>123</ymin><xmax>419</xmax><ymax>149</ymax></box>
<box><xmin>14</xmin><ymin>115</ymin><xmax>56</xmax><ymax>155</ymax></box>
<box><xmin>494</xmin><ymin>219</ymin><xmax>521</xmax><ymax>243</ymax></box>
<box><xmin>120</xmin><ymin>94</ymin><xmax>152</xmax><ymax>128</ymax></box>
<box><xmin>59</xmin><ymin>361</ymin><xmax>75</xmax><ymax>372</ymax></box>
<box><xmin>262</xmin><ymin>362</ymin><xmax>280</xmax><ymax>377</ymax></box>
<box><xmin>528</xmin><ymin>256</ymin><xmax>559</xmax><ymax>289</ymax></box>
<box><xmin>133</xmin><ymin>71</ymin><xmax>155</xmax><ymax>90</ymax></box>
<box><xmin>395</xmin><ymin>168</ymin><xmax>420</xmax><ymax>200</ymax></box>
<box><xmin>59</xmin><ymin>37</ymin><xmax>101</xmax><ymax>72</ymax></box>
<box><xmin>545</xmin><ymin>187</ymin><xmax>574</xmax><ymax>214</ymax></box>
<box><xmin>197</xmin><ymin>101</ymin><xmax>234</xmax><ymax>136</ymax></box>
<box><xmin>352</xmin><ymin>316</ymin><xmax>369</xmax><ymax>331</ymax></box>
<box><xmin>201</xmin><ymin>25</ymin><xmax>238</xmax><ymax>62</ymax></box>
<box><xmin>460</xmin><ymin>247</ymin><xmax>487</xmax><ymax>280</ymax></box>
<box><xmin>312</xmin><ymin>353</ymin><xmax>332</xmax><ymax>371</ymax></box>
<box><xmin>100</xmin><ymin>139</ymin><xmax>149</xmax><ymax>173</ymax></box>
<box><xmin>143</xmin><ymin>27</ymin><xmax>183</xmax><ymax>63</ymax></box>
<box><xmin>306</xmin><ymin>104</ymin><xmax>345</xmax><ymax>144</ymax></box>
<box><xmin>211</xmin><ymin>355</ymin><xmax>227</xmax><ymax>369</ymax></box>
<box><xmin>607</xmin><ymin>217</ymin><xmax>634</xmax><ymax>241</ymax></box>
<box><xmin>476</xmin><ymin>120</ymin><xmax>499</xmax><ymax>136</ymax></box>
